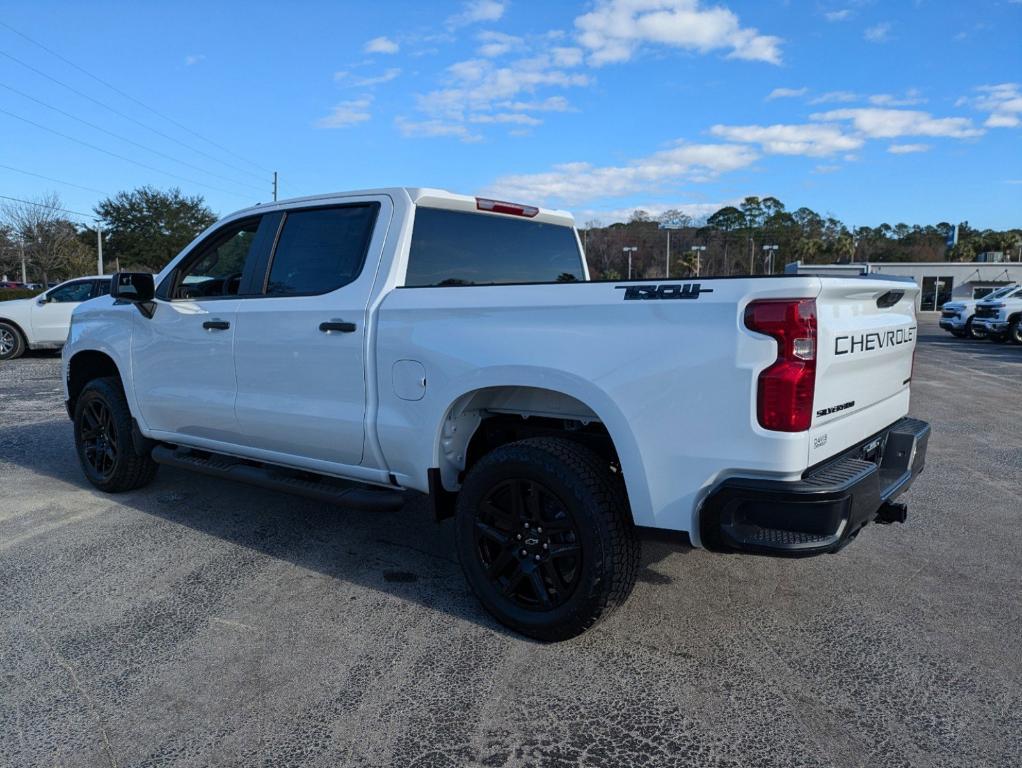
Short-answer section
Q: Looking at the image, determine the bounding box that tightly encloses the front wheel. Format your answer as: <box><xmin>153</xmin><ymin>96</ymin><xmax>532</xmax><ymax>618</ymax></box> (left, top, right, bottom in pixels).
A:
<box><xmin>0</xmin><ymin>322</ymin><xmax>25</xmax><ymax>360</ymax></box>
<box><xmin>74</xmin><ymin>377</ymin><xmax>158</xmax><ymax>493</ymax></box>
<box><xmin>966</xmin><ymin>318</ymin><xmax>987</xmax><ymax>340</ymax></box>
<box><xmin>454</xmin><ymin>437</ymin><xmax>639</xmax><ymax>641</ymax></box>
<box><xmin>1009</xmin><ymin>318</ymin><xmax>1022</xmax><ymax>345</ymax></box>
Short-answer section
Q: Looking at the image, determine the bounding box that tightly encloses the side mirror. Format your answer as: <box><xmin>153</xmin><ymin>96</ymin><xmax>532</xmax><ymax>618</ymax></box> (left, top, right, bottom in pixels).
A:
<box><xmin>111</xmin><ymin>272</ymin><xmax>155</xmax><ymax>302</ymax></box>
<box><xmin>111</xmin><ymin>272</ymin><xmax>156</xmax><ymax>317</ymax></box>
<box><xmin>36</xmin><ymin>296</ymin><xmax>48</xmax><ymax>305</ymax></box>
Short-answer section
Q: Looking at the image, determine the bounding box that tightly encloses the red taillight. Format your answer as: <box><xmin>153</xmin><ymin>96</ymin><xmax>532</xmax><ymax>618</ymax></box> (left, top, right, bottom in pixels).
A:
<box><xmin>475</xmin><ymin>197</ymin><xmax>539</xmax><ymax>217</ymax></box>
<box><xmin>745</xmin><ymin>299</ymin><xmax>817</xmax><ymax>432</ymax></box>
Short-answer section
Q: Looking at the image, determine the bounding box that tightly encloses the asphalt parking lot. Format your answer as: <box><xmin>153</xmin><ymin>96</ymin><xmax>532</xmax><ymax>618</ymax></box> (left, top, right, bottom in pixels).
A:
<box><xmin>1</xmin><ymin>317</ymin><xmax>1019</xmax><ymax>768</ymax></box>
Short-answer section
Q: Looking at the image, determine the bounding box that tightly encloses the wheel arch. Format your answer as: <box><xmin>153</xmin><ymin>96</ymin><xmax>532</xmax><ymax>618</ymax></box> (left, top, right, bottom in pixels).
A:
<box><xmin>0</xmin><ymin>316</ymin><xmax>28</xmax><ymax>342</ymax></box>
<box><xmin>67</xmin><ymin>349</ymin><xmax>124</xmax><ymax>416</ymax></box>
<box><xmin>432</xmin><ymin>379</ymin><xmax>652</xmax><ymax>526</ymax></box>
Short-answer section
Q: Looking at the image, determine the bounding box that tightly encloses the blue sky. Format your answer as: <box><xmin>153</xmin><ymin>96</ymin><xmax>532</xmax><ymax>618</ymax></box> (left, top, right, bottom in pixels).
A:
<box><xmin>1</xmin><ymin>0</ymin><xmax>1020</xmax><ymax>229</ymax></box>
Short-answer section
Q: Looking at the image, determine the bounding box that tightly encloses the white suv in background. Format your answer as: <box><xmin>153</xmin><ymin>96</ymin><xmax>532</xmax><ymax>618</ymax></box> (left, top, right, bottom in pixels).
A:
<box><xmin>939</xmin><ymin>283</ymin><xmax>1018</xmax><ymax>339</ymax></box>
<box><xmin>0</xmin><ymin>276</ymin><xmax>111</xmax><ymax>360</ymax></box>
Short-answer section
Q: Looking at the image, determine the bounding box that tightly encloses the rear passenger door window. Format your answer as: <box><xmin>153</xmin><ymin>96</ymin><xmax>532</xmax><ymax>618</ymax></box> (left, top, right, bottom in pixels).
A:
<box><xmin>265</xmin><ymin>204</ymin><xmax>379</xmax><ymax>296</ymax></box>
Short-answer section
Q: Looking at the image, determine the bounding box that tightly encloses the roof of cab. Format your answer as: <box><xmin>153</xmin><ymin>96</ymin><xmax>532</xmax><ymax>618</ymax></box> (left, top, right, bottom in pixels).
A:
<box><xmin>231</xmin><ymin>187</ymin><xmax>576</xmax><ymax>228</ymax></box>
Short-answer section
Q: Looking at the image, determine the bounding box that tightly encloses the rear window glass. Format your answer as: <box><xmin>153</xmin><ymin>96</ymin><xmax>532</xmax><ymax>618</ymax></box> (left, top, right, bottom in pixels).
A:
<box><xmin>405</xmin><ymin>207</ymin><xmax>584</xmax><ymax>287</ymax></box>
<box><xmin>266</xmin><ymin>204</ymin><xmax>379</xmax><ymax>296</ymax></box>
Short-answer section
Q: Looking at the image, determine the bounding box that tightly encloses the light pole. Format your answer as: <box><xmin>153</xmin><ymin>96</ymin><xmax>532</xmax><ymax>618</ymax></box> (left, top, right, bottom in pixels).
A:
<box><xmin>689</xmin><ymin>245</ymin><xmax>706</xmax><ymax>277</ymax></box>
<box><xmin>96</xmin><ymin>225</ymin><xmax>104</xmax><ymax>275</ymax></box>
<box><xmin>762</xmin><ymin>244</ymin><xmax>779</xmax><ymax>274</ymax></box>
<box><xmin>622</xmin><ymin>246</ymin><xmax>637</xmax><ymax>279</ymax></box>
<box><xmin>658</xmin><ymin>219</ymin><xmax>685</xmax><ymax>277</ymax></box>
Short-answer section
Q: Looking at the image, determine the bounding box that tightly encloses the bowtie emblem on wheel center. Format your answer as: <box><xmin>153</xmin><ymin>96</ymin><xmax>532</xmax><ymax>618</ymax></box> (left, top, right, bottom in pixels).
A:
<box><xmin>524</xmin><ymin>537</ymin><xmax>539</xmax><ymax>546</ymax></box>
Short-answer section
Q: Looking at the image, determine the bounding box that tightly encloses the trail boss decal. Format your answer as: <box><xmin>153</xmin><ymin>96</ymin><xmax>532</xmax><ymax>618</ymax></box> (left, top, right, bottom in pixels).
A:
<box><xmin>834</xmin><ymin>326</ymin><xmax>916</xmax><ymax>356</ymax></box>
<box><xmin>616</xmin><ymin>283</ymin><xmax>713</xmax><ymax>300</ymax></box>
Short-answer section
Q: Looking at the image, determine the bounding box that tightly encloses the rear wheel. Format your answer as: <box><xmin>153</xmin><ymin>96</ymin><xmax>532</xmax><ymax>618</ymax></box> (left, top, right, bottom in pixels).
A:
<box><xmin>0</xmin><ymin>322</ymin><xmax>25</xmax><ymax>360</ymax></box>
<box><xmin>966</xmin><ymin>318</ymin><xmax>987</xmax><ymax>340</ymax></box>
<box><xmin>74</xmin><ymin>377</ymin><xmax>158</xmax><ymax>492</ymax></box>
<box><xmin>454</xmin><ymin>437</ymin><xmax>639</xmax><ymax>641</ymax></box>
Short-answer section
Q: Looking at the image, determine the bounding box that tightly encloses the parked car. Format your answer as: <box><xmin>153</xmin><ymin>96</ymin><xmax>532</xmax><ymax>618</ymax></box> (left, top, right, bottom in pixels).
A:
<box><xmin>62</xmin><ymin>188</ymin><xmax>929</xmax><ymax>640</ymax></box>
<box><xmin>972</xmin><ymin>285</ymin><xmax>1022</xmax><ymax>343</ymax></box>
<box><xmin>0</xmin><ymin>276</ymin><xmax>111</xmax><ymax>360</ymax></box>
<box><xmin>0</xmin><ymin>281</ymin><xmax>25</xmax><ymax>289</ymax></box>
<box><xmin>939</xmin><ymin>283</ymin><xmax>1019</xmax><ymax>339</ymax></box>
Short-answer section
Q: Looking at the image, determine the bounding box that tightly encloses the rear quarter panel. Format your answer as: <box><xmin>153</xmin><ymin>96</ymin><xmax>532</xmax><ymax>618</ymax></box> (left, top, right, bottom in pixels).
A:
<box><xmin>374</xmin><ymin>277</ymin><xmax>822</xmax><ymax>541</ymax></box>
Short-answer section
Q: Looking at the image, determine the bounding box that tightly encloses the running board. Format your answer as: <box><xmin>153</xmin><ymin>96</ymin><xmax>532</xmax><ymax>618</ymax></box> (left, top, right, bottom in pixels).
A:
<box><xmin>151</xmin><ymin>445</ymin><xmax>405</xmax><ymax>512</ymax></box>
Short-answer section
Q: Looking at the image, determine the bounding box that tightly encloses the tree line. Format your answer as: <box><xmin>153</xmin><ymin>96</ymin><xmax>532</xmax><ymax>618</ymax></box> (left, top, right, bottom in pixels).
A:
<box><xmin>2</xmin><ymin>188</ymin><xmax>1020</xmax><ymax>286</ymax></box>
<box><xmin>0</xmin><ymin>187</ymin><xmax>216</xmax><ymax>286</ymax></box>
<box><xmin>580</xmin><ymin>196</ymin><xmax>1022</xmax><ymax>280</ymax></box>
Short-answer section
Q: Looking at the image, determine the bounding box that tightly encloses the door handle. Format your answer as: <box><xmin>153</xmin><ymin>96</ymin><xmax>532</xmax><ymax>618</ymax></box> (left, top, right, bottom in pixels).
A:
<box><xmin>319</xmin><ymin>320</ymin><xmax>357</xmax><ymax>333</ymax></box>
<box><xmin>203</xmin><ymin>320</ymin><xmax>230</xmax><ymax>330</ymax></box>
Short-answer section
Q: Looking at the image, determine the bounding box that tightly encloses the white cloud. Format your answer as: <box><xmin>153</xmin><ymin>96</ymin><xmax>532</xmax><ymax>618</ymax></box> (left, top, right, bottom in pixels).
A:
<box><xmin>447</xmin><ymin>0</ymin><xmax>507</xmax><ymax>28</ymax></box>
<box><xmin>503</xmin><ymin>96</ymin><xmax>573</xmax><ymax>112</ymax></box>
<box><xmin>813</xmin><ymin>164</ymin><xmax>841</xmax><ymax>174</ymax></box>
<box><xmin>824</xmin><ymin>9</ymin><xmax>851</xmax><ymax>21</ymax></box>
<box><xmin>767</xmin><ymin>87</ymin><xmax>808</xmax><ymax>100</ymax></box>
<box><xmin>364</xmin><ymin>36</ymin><xmax>399</xmax><ymax>54</ymax></box>
<box><xmin>315</xmin><ymin>98</ymin><xmax>372</xmax><ymax>128</ymax></box>
<box><xmin>485</xmin><ymin>142</ymin><xmax>759</xmax><ymax>205</ymax></box>
<box><xmin>810</xmin><ymin>90</ymin><xmax>858</xmax><ymax>104</ymax></box>
<box><xmin>812</xmin><ymin>108</ymin><xmax>983</xmax><ymax>139</ymax></box>
<box><xmin>468</xmin><ymin>112</ymin><xmax>542</xmax><ymax>125</ymax></box>
<box><xmin>576</xmin><ymin>200</ymin><xmax>734</xmax><ymax>225</ymax></box>
<box><xmin>888</xmin><ymin>143</ymin><xmax>930</xmax><ymax>154</ymax></box>
<box><xmin>334</xmin><ymin>68</ymin><xmax>401</xmax><ymax>87</ymax></box>
<box><xmin>417</xmin><ymin>56</ymin><xmax>590</xmax><ymax>121</ymax></box>
<box><xmin>965</xmin><ymin>83</ymin><xmax>1022</xmax><ymax>128</ymax></box>
<box><xmin>710</xmin><ymin>123</ymin><xmax>863</xmax><ymax>156</ymax></box>
<box><xmin>869</xmin><ymin>88</ymin><xmax>925</xmax><ymax>107</ymax></box>
<box><xmin>575</xmin><ymin>0</ymin><xmax>783</xmax><ymax>66</ymax></box>
<box><xmin>863</xmin><ymin>22</ymin><xmax>892</xmax><ymax>43</ymax></box>
<box><xmin>395</xmin><ymin>117</ymin><xmax>481</xmax><ymax>142</ymax></box>
<box><xmin>477</xmin><ymin>31</ymin><xmax>522</xmax><ymax>57</ymax></box>
<box><xmin>184</xmin><ymin>54</ymin><xmax>205</xmax><ymax>66</ymax></box>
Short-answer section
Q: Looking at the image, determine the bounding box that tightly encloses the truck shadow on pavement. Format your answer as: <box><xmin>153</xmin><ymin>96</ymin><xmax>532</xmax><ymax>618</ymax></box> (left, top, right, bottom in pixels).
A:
<box><xmin>1</xmin><ymin>418</ymin><xmax>688</xmax><ymax>638</ymax></box>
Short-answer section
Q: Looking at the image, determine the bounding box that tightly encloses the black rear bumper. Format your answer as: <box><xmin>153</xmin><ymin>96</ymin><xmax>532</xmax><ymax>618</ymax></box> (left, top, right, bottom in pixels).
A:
<box><xmin>700</xmin><ymin>417</ymin><xmax>930</xmax><ymax>556</ymax></box>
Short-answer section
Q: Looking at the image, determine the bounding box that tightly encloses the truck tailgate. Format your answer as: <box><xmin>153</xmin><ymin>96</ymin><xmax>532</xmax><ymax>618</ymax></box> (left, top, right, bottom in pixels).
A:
<box><xmin>809</xmin><ymin>278</ymin><xmax>919</xmax><ymax>465</ymax></box>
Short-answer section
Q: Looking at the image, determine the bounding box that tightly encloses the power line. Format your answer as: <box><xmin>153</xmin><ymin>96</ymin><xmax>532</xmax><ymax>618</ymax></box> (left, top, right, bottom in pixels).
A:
<box><xmin>0</xmin><ymin>20</ymin><xmax>271</xmax><ymax>175</ymax></box>
<box><xmin>0</xmin><ymin>163</ymin><xmax>107</xmax><ymax>194</ymax></box>
<box><xmin>0</xmin><ymin>107</ymin><xmax>256</xmax><ymax>200</ymax></box>
<box><xmin>0</xmin><ymin>81</ymin><xmax>264</xmax><ymax>194</ymax></box>
<box><xmin>0</xmin><ymin>193</ymin><xmax>94</xmax><ymax>219</ymax></box>
<box><xmin>0</xmin><ymin>48</ymin><xmax>269</xmax><ymax>185</ymax></box>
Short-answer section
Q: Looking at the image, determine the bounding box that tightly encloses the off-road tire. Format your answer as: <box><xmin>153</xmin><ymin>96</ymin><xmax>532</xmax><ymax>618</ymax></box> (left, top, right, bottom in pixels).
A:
<box><xmin>74</xmin><ymin>377</ymin><xmax>158</xmax><ymax>493</ymax></box>
<box><xmin>0</xmin><ymin>322</ymin><xmax>26</xmax><ymax>360</ymax></box>
<box><xmin>455</xmin><ymin>437</ymin><xmax>640</xmax><ymax>641</ymax></box>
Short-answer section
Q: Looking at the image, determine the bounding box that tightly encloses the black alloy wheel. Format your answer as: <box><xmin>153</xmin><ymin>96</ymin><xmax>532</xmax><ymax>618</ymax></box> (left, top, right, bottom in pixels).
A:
<box><xmin>79</xmin><ymin>397</ymin><xmax>119</xmax><ymax>480</ymax></box>
<box><xmin>473</xmin><ymin>478</ymin><xmax>583</xmax><ymax>611</ymax></box>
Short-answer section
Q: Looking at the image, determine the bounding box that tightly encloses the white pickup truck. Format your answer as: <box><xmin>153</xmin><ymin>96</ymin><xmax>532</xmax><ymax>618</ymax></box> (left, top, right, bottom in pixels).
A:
<box><xmin>62</xmin><ymin>188</ymin><xmax>930</xmax><ymax>640</ymax></box>
<box><xmin>939</xmin><ymin>283</ymin><xmax>1018</xmax><ymax>340</ymax></box>
<box><xmin>971</xmin><ymin>285</ymin><xmax>1022</xmax><ymax>344</ymax></box>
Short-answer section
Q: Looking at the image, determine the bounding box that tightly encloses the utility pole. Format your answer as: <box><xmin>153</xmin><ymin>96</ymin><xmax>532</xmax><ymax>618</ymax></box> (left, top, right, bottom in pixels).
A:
<box><xmin>622</xmin><ymin>246</ymin><xmax>637</xmax><ymax>279</ymax></box>
<box><xmin>96</xmin><ymin>225</ymin><xmax>104</xmax><ymax>275</ymax></box>
<box><xmin>658</xmin><ymin>217</ymin><xmax>685</xmax><ymax>278</ymax></box>
<box><xmin>273</xmin><ymin>171</ymin><xmax>278</xmax><ymax>202</ymax></box>
<box><xmin>762</xmin><ymin>244</ymin><xmax>779</xmax><ymax>274</ymax></box>
<box><xmin>19</xmin><ymin>238</ymin><xmax>26</xmax><ymax>284</ymax></box>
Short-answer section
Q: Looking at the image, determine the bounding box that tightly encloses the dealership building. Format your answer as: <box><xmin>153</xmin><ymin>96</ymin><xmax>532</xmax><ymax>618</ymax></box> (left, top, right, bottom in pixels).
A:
<box><xmin>786</xmin><ymin>260</ymin><xmax>1022</xmax><ymax>312</ymax></box>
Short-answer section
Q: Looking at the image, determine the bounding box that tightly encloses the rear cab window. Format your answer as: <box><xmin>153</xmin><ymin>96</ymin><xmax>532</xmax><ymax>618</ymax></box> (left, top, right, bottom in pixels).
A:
<box><xmin>404</xmin><ymin>207</ymin><xmax>584</xmax><ymax>287</ymax></box>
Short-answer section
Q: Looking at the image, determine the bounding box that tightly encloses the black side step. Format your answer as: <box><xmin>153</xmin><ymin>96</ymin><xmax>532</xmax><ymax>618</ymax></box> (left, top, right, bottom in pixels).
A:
<box><xmin>151</xmin><ymin>446</ymin><xmax>405</xmax><ymax>512</ymax></box>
